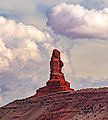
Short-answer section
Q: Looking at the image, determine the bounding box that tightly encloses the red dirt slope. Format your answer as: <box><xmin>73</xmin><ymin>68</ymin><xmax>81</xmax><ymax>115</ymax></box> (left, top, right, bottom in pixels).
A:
<box><xmin>0</xmin><ymin>88</ymin><xmax>108</xmax><ymax>120</ymax></box>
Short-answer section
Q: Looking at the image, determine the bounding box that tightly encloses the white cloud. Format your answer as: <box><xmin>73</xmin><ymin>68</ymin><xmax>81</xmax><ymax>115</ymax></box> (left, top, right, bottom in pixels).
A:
<box><xmin>0</xmin><ymin>0</ymin><xmax>108</xmax><ymax>30</ymax></box>
<box><xmin>0</xmin><ymin>16</ymin><xmax>56</xmax><ymax>106</ymax></box>
<box><xmin>0</xmin><ymin>16</ymin><xmax>52</xmax><ymax>71</ymax></box>
<box><xmin>48</xmin><ymin>2</ymin><xmax>108</xmax><ymax>39</ymax></box>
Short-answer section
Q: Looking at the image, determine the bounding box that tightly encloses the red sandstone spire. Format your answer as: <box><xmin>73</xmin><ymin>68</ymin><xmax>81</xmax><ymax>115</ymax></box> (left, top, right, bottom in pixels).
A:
<box><xmin>36</xmin><ymin>49</ymin><xmax>74</xmax><ymax>97</ymax></box>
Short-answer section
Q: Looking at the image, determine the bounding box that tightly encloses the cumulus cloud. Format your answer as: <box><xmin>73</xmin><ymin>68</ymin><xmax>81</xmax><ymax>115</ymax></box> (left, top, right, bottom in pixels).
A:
<box><xmin>48</xmin><ymin>2</ymin><xmax>108</xmax><ymax>39</ymax></box>
<box><xmin>0</xmin><ymin>16</ymin><xmax>54</xmax><ymax>106</ymax></box>
<box><xmin>0</xmin><ymin>16</ymin><xmax>52</xmax><ymax>71</ymax></box>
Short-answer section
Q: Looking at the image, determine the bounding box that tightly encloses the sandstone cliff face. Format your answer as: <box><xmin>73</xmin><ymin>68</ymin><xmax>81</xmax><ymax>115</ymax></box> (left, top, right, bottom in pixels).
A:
<box><xmin>0</xmin><ymin>88</ymin><xmax>108</xmax><ymax>120</ymax></box>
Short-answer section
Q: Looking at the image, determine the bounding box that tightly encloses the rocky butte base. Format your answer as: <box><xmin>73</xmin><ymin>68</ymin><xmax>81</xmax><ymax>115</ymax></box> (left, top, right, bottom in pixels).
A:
<box><xmin>0</xmin><ymin>88</ymin><xmax>108</xmax><ymax>120</ymax></box>
<box><xmin>36</xmin><ymin>49</ymin><xmax>74</xmax><ymax>97</ymax></box>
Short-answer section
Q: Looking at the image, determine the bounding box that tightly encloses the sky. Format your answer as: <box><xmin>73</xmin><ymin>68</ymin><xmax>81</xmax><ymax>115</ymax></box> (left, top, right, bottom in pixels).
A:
<box><xmin>0</xmin><ymin>0</ymin><xmax>108</xmax><ymax>106</ymax></box>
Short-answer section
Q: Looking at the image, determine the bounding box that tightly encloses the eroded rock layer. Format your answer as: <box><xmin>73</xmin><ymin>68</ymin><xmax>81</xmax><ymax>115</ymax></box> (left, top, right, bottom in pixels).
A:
<box><xmin>0</xmin><ymin>88</ymin><xmax>108</xmax><ymax>120</ymax></box>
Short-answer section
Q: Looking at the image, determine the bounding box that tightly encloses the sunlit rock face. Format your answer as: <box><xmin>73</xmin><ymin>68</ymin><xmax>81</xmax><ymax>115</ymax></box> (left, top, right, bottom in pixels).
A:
<box><xmin>36</xmin><ymin>49</ymin><xmax>74</xmax><ymax>97</ymax></box>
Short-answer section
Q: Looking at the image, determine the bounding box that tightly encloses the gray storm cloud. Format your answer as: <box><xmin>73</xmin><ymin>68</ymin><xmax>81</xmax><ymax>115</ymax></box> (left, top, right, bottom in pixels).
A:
<box><xmin>47</xmin><ymin>2</ymin><xmax>108</xmax><ymax>39</ymax></box>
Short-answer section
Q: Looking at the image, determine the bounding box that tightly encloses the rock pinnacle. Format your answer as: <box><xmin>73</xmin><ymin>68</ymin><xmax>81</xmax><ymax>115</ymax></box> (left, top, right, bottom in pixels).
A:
<box><xmin>36</xmin><ymin>49</ymin><xmax>74</xmax><ymax>97</ymax></box>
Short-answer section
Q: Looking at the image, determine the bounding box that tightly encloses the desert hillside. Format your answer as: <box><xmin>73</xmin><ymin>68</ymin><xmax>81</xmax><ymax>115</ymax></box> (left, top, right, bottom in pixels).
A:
<box><xmin>0</xmin><ymin>88</ymin><xmax>108</xmax><ymax>120</ymax></box>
